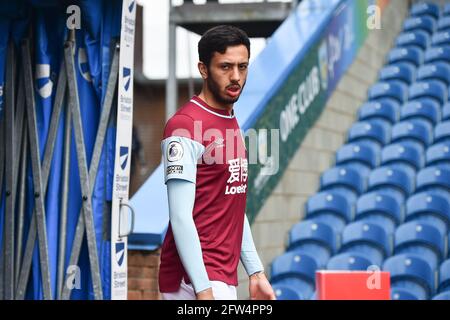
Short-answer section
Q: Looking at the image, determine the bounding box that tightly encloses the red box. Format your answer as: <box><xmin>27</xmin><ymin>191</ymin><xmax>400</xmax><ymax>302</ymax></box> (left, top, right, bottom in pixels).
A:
<box><xmin>316</xmin><ymin>270</ymin><xmax>391</xmax><ymax>300</ymax></box>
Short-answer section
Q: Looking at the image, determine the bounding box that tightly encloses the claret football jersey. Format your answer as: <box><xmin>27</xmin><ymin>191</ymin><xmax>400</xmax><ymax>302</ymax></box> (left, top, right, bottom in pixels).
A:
<box><xmin>159</xmin><ymin>95</ymin><xmax>248</xmax><ymax>292</ymax></box>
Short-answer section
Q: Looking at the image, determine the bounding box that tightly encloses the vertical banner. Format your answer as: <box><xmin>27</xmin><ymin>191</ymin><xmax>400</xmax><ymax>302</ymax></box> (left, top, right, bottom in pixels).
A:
<box><xmin>111</xmin><ymin>0</ymin><xmax>136</xmax><ymax>300</ymax></box>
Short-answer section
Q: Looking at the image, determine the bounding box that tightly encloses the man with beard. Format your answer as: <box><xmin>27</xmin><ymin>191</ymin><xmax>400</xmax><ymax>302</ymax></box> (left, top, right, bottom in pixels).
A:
<box><xmin>159</xmin><ymin>25</ymin><xmax>275</xmax><ymax>300</ymax></box>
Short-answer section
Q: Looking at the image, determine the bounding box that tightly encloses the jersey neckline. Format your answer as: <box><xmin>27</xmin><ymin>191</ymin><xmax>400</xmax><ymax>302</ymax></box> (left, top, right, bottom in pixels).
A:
<box><xmin>190</xmin><ymin>96</ymin><xmax>235</xmax><ymax>119</ymax></box>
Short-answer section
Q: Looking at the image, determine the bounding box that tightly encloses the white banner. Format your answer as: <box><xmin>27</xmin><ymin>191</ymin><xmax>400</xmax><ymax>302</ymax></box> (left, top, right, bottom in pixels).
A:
<box><xmin>111</xmin><ymin>0</ymin><xmax>136</xmax><ymax>300</ymax></box>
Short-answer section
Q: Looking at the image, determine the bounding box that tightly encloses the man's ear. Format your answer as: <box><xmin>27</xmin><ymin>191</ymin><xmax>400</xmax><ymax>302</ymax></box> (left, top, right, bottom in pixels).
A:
<box><xmin>198</xmin><ymin>62</ymin><xmax>208</xmax><ymax>79</ymax></box>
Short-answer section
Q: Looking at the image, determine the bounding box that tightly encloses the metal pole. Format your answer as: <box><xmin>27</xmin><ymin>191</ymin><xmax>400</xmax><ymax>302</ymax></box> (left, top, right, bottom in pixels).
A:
<box><xmin>166</xmin><ymin>0</ymin><xmax>178</xmax><ymax>121</ymax></box>
<box><xmin>57</xmin><ymin>97</ymin><xmax>71</xmax><ymax>300</ymax></box>
<box><xmin>21</xmin><ymin>38</ymin><xmax>53</xmax><ymax>300</ymax></box>
<box><xmin>4</xmin><ymin>41</ymin><xmax>16</xmax><ymax>300</ymax></box>
<box><xmin>16</xmin><ymin>50</ymin><xmax>67</xmax><ymax>300</ymax></box>
<box><xmin>63</xmin><ymin>39</ymin><xmax>103</xmax><ymax>300</ymax></box>
<box><xmin>0</xmin><ymin>100</ymin><xmax>5</xmax><ymax>301</ymax></box>
<box><xmin>61</xmin><ymin>41</ymin><xmax>120</xmax><ymax>300</ymax></box>
<box><xmin>13</xmin><ymin>64</ymin><xmax>26</xmax><ymax>287</ymax></box>
<box><xmin>15</xmin><ymin>124</ymin><xmax>27</xmax><ymax>286</ymax></box>
<box><xmin>0</xmin><ymin>110</ymin><xmax>4</xmax><ymax>200</ymax></box>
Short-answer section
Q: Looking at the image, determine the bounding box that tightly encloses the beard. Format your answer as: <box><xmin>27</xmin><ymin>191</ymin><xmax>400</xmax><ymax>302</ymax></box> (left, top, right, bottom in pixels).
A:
<box><xmin>206</xmin><ymin>73</ymin><xmax>246</xmax><ymax>105</ymax></box>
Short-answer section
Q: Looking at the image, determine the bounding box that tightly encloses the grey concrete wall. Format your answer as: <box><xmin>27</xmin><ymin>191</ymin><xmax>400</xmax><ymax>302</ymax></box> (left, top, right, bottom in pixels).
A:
<box><xmin>237</xmin><ymin>0</ymin><xmax>410</xmax><ymax>299</ymax></box>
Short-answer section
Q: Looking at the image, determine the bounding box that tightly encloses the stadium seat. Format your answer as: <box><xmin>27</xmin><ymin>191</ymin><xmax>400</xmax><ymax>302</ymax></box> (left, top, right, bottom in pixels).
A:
<box><xmin>417</xmin><ymin>63</ymin><xmax>450</xmax><ymax>87</ymax></box>
<box><xmin>381</xmin><ymin>142</ymin><xmax>425</xmax><ymax>172</ymax></box>
<box><xmin>437</xmin><ymin>17</ymin><xmax>450</xmax><ymax>32</ymax></box>
<box><xmin>424</xmin><ymin>46</ymin><xmax>450</xmax><ymax>64</ymax></box>
<box><xmin>383</xmin><ymin>254</ymin><xmax>435</xmax><ymax>300</ymax></box>
<box><xmin>443</xmin><ymin>103</ymin><xmax>450</xmax><ymax>121</ymax></box>
<box><xmin>355</xmin><ymin>191</ymin><xmax>403</xmax><ymax>235</ymax></box>
<box><xmin>405</xmin><ymin>191</ymin><xmax>450</xmax><ymax>237</ymax></box>
<box><xmin>347</xmin><ymin>121</ymin><xmax>391</xmax><ymax>148</ymax></box>
<box><xmin>319</xmin><ymin>166</ymin><xmax>366</xmax><ymax>203</ymax></box>
<box><xmin>426</xmin><ymin>142</ymin><xmax>450</xmax><ymax>168</ymax></box>
<box><xmin>416</xmin><ymin>166</ymin><xmax>450</xmax><ymax>196</ymax></box>
<box><xmin>395</xmin><ymin>31</ymin><xmax>430</xmax><ymax>51</ymax></box>
<box><xmin>391</xmin><ymin>288</ymin><xmax>420</xmax><ymax>300</ymax></box>
<box><xmin>391</xmin><ymin>120</ymin><xmax>433</xmax><ymax>150</ymax></box>
<box><xmin>445</xmin><ymin>3</ymin><xmax>450</xmax><ymax>17</ymax></box>
<box><xmin>438</xmin><ymin>259</ymin><xmax>450</xmax><ymax>293</ymax></box>
<box><xmin>272</xmin><ymin>284</ymin><xmax>304</xmax><ymax>300</ymax></box>
<box><xmin>287</xmin><ymin>220</ymin><xmax>337</xmax><ymax>267</ymax></box>
<box><xmin>368</xmin><ymin>165</ymin><xmax>415</xmax><ymax>204</ymax></box>
<box><xmin>432</xmin><ymin>291</ymin><xmax>450</xmax><ymax>300</ymax></box>
<box><xmin>335</xmin><ymin>142</ymin><xmax>381</xmax><ymax>177</ymax></box>
<box><xmin>368</xmin><ymin>81</ymin><xmax>408</xmax><ymax>104</ymax></box>
<box><xmin>434</xmin><ymin>121</ymin><xmax>450</xmax><ymax>144</ymax></box>
<box><xmin>305</xmin><ymin>191</ymin><xmax>353</xmax><ymax>233</ymax></box>
<box><xmin>326</xmin><ymin>252</ymin><xmax>374</xmax><ymax>271</ymax></box>
<box><xmin>404</xmin><ymin>16</ymin><xmax>436</xmax><ymax>35</ymax></box>
<box><xmin>431</xmin><ymin>31</ymin><xmax>450</xmax><ymax>47</ymax></box>
<box><xmin>379</xmin><ymin>63</ymin><xmax>416</xmax><ymax>86</ymax></box>
<box><xmin>394</xmin><ymin>221</ymin><xmax>446</xmax><ymax>270</ymax></box>
<box><xmin>270</xmin><ymin>251</ymin><xmax>317</xmax><ymax>299</ymax></box>
<box><xmin>357</xmin><ymin>100</ymin><xmax>400</xmax><ymax>125</ymax></box>
<box><xmin>437</xmin><ymin>16</ymin><xmax>450</xmax><ymax>32</ymax></box>
<box><xmin>387</xmin><ymin>47</ymin><xmax>424</xmax><ymax>67</ymax></box>
<box><xmin>409</xmin><ymin>81</ymin><xmax>448</xmax><ymax>106</ymax></box>
<box><xmin>400</xmin><ymin>100</ymin><xmax>441</xmax><ymax>126</ymax></box>
<box><xmin>339</xmin><ymin>221</ymin><xmax>391</xmax><ymax>266</ymax></box>
<box><xmin>410</xmin><ymin>2</ymin><xmax>440</xmax><ymax>20</ymax></box>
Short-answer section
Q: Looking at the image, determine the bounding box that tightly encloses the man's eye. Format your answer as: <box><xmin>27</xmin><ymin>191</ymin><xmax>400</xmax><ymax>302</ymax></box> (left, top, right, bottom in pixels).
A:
<box><xmin>221</xmin><ymin>65</ymin><xmax>230</xmax><ymax>70</ymax></box>
<box><xmin>239</xmin><ymin>65</ymin><xmax>248</xmax><ymax>70</ymax></box>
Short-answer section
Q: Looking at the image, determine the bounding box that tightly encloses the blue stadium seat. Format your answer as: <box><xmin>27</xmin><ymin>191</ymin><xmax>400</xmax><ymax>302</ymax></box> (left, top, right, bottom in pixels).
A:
<box><xmin>437</xmin><ymin>16</ymin><xmax>450</xmax><ymax>32</ymax></box>
<box><xmin>443</xmin><ymin>103</ymin><xmax>450</xmax><ymax>121</ymax></box>
<box><xmin>404</xmin><ymin>16</ymin><xmax>436</xmax><ymax>35</ymax></box>
<box><xmin>368</xmin><ymin>165</ymin><xmax>415</xmax><ymax>204</ymax></box>
<box><xmin>417</xmin><ymin>63</ymin><xmax>450</xmax><ymax>87</ymax></box>
<box><xmin>431</xmin><ymin>31</ymin><xmax>450</xmax><ymax>47</ymax></box>
<box><xmin>383</xmin><ymin>254</ymin><xmax>435</xmax><ymax>300</ymax></box>
<box><xmin>272</xmin><ymin>284</ymin><xmax>304</xmax><ymax>300</ymax></box>
<box><xmin>270</xmin><ymin>251</ymin><xmax>317</xmax><ymax>299</ymax></box>
<box><xmin>347</xmin><ymin>121</ymin><xmax>391</xmax><ymax>148</ymax></box>
<box><xmin>433</xmin><ymin>291</ymin><xmax>450</xmax><ymax>300</ymax></box>
<box><xmin>379</xmin><ymin>63</ymin><xmax>416</xmax><ymax>86</ymax></box>
<box><xmin>357</xmin><ymin>100</ymin><xmax>400</xmax><ymax>125</ymax></box>
<box><xmin>335</xmin><ymin>142</ymin><xmax>381</xmax><ymax>177</ymax></box>
<box><xmin>319</xmin><ymin>166</ymin><xmax>366</xmax><ymax>203</ymax></box>
<box><xmin>394</xmin><ymin>221</ymin><xmax>446</xmax><ymax>270</ymax></box>
<box><xmin>438</xmin><ymin>259</ymin><xmax>450</xmax><ymax>293</ymax></box>
<box><xmin>445</xmin><ymin>3</ymin><xmax>450</xmax><ymax>17</ymax></box>
<box><xmin>391</xmin><ymin>120</ymin><xmax>433</xmax><ymax>150</ymax></box>
<box><xmin>381</xmin><ymin>142</ymin><xmax>425</xmax><ymax>172</ymax></box>
<box><xmin>391</xmin><ymin>288</ymin><xmax>420</xmax><ymax>300</ymax></box>
<box><xmin>409</xmin><ymin>81</ymin><xmax>448</xmax><ymax>106</ymax></box>
<box><xmin>326</xmin><ymin>252</ymin><xmax>374</xmax><ymax>271</ymax></box>
<box><xmin>387</xmin><ymin>47</ymin><xmax>424</xmax><ymax>67</ymax></box>
<box><xmin>305</xmin><ymin>191</ymin><xmax>353</xmax><ymax>233</ymax></box>
<box><xmin>287</xmin><ymin>220</ymin><xmax>337</xmax><ymax>268</ymax></box>
<box><xmin>368</xmin><ymin>81</ymin><xmax>408</xmax><ymax>104</ymax></box>
<box><xmin>355</xmin><ymin>191</ymin><xmax>403</xmax><ymax>235</ymax></box>
<box><xmin>339</xmin><ymin>221</ymin><xmax>391</xmax><ymax>266</ymax></box>
<box><xmin>434</xmin><ymin>121</ymin><xmax>450</xmax><ymax>144</ymax></box>
<box><xmin>410</xmin><ymin>2</ymin><xmax>440</xmax><ymax>20</ymax></box>
<box><xmin>400</xmin><ymin>100</ymin><xmax>441</xmax><ymax>126</ymax></box>
<box><xmin>426</xmin><ymin>142</ymin><xmax>450</xmax><ymax>168</ymax></box>
<box><xmin>395</xmin><ymin>31</ymin><xmax>430</xmax><ymax>51</ymax></box>
<box><xmin>416</xmin><ymin>166</ymin><xmax>450</xmax><ymax>196</ymax></box>
<box><xmin>405</xmin><ymin>191</ymin><xmax>450</xmax><ymax>237</ymax></box>
<box><xmin>424</xmin><ymin>46</ymin><xmax>450</xmax><ymax>64</ymax></box>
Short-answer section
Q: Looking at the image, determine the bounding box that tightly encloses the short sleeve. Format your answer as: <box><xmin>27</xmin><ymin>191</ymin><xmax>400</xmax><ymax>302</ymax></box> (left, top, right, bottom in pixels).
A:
<box><xmin>161</xmin><ymin>115</ymin><xmax>205</xmax><ymax>184</ymax></box>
